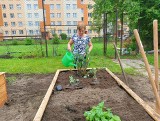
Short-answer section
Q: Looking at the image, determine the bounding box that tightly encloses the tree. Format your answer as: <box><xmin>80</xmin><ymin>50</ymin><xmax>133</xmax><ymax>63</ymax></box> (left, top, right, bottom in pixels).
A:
<box><xmin>92</xmin><ymin>0</ymin><xmax>160</xmax><ymax>50</ymax></box>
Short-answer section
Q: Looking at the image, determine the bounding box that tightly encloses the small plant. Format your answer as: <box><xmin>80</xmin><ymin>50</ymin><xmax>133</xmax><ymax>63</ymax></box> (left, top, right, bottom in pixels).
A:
<box><xmin>69</xmin><ymin>76</ymin><xmax>79</xmax><ymax>85</ymax></box>
<box><xmin>87</xmin><ymin>68</ymin><xmax>97</xmax><ymax>78</ymax></box>
<box><xmin>74</xmin><ymin>50</ymin><xmax>90</xmax><ymax>76</ymax></box>
<box><xmin>84</xmin><ymin>101</ymin><xmax>121</xmax><ymax>121</ymax></box>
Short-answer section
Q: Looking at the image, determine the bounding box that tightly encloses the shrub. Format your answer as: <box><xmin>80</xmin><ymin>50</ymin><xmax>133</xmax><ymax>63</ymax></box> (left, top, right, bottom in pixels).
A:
<box><xmin>12</xmin><ymin>40</ymin><xmax>18</xmax><ymax>45</ymax></box>
<box><xmin>25</xmin><ymin>38</ymin><xmax>33</xmax><ymax>45</ymax></box>
<box><xmin>52</xmin><ymin>36</ymin><xmax>60</xmax><ymax>44</ymax></box>
<box><xmin>60</xmin><ymin>33</ymin><xmax>67</xmax><ymax>40</ymax></box>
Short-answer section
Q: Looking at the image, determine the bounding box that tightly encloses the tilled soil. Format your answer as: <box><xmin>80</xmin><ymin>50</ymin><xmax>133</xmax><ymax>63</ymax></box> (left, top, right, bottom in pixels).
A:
<box><xmin>0</xmin><ymin>69</ymin><xmax>155</xmax><ymax>121</ymax></box>
<box><xmin>43</xmin><ymin>69</ymin><xmax>154</xmax><ymax>121</ymax></box>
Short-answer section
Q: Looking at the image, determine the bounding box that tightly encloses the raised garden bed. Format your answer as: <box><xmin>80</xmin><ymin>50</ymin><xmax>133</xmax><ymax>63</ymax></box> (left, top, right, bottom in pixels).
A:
<box><xmin>34</xmin><ymin>68</ymin><xmax>160</xmax><ymax>121</ymax></box>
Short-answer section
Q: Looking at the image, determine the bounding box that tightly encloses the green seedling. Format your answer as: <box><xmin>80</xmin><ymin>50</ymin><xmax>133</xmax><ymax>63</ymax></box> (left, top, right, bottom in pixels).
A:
<box><xmin>84</xmin><ymin>101</ymin><xmax>121</xmax><ymax>121</ymax></box>
<box><xmin>69</xmin><ymin>76</ymin><xmax>79</xmax><ymax>85</ymax></box>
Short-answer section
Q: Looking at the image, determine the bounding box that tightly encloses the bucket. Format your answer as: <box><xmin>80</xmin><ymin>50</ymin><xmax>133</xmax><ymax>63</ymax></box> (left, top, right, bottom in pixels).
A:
<box><xmin>62</xmin><ymin>52</ymin><xmax>76</xmax><ymax>67</ymax></box>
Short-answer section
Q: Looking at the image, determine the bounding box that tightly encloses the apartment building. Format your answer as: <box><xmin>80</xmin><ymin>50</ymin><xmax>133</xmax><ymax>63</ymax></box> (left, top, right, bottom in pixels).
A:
<box><xmin>0</xmin><ymin>0</ymin><xmax>97</xmax><ymax>40</ymax></box>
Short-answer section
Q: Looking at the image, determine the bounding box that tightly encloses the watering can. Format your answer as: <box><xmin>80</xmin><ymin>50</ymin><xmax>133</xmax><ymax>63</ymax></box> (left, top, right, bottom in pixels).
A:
<box><xmin>62</xmin><ymin>51</ymin><xmax>76</xmax><ymax>67</ymax></box>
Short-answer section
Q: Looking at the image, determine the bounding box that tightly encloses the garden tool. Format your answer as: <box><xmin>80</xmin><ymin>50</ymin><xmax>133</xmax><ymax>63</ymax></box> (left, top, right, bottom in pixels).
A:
<box><xmin>62</xmin><ymin>51</ymin><xmax>76</xmax><ymax>67</ymax></box>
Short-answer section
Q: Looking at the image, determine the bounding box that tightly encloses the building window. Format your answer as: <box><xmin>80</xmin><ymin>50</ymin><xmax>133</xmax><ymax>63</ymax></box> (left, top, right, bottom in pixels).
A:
<box><xmin>57</xmin><ymin>21</ymin><xmax>62</xmax><ymax>25</ymax></box>
<box><xmin>4</xmin><ymin>22</ymin><xmax>8</xmax><ymax>27</ymax></box>
<box><xmin>88</xmin><ymin>13</ymin><xmax>92</xmax><ymax>17</ymax></box>
<box><xmin>34</xmin><ymin>4</ymin><xmax>38</xmax><ymax>10</ymax></box>
<box><xmin>19</xmin><ymin>30</ymin><xmax>23</xmax><ymax>35</ymax></box>
<box><xmin>88</xmin><ymin>4</ymin><xmax>92</xmax><ymax>9</ymax></box>
<box><xmin>34</xmin><ymin>13</ymin><xmax>39</xmax><ymax>18</ymax></box>
<box><xmin>29</xmin><ymin>30</ymin><xmax>34</xmax><ymax>35</ymax></box>
<box><xmin>81</xmin><ymin>9</ymin><xmax>84</xmax><ymax>13</ymax></box>
<box><xmin>35</xmin><ymin>30</ymin><xmax>39</xmax><ymax>35</ymax></box>
<box><xmin>51</xmin><ymin>21</ymin><xmax>55</xmax><ymax>25</ymax></box>
<box><xmin>16</xmin><ymin>4</ymin><xmax>21</xmax><ymax>10</ymax></box>
<box><xmin>3</xmin><ymin>13</ymin><xmax>7</xmax><ymax>18</ymax></box>
<box><xmin>73</xmin><ymin>13</ymin><xmax>77</xmax><ymax>18</ymax></box>
<box><xmin>73</xmin><ymin>21</ymin><xmax>77</xmax><ymax>25</ymax></box>
<box><xmin>35</xmin><ymin>21</ymin><xmax>40</xmax><ymax>26</ymax></box>
<box><xmin>81</xmin><ymin>17</ymin><xmax>84</xmax><ymax>21</ymax></box>
<box><xmin>2</xmin><ymin>4</ymin><xmax>6</xmax><ymax>9</ymax></box>
<box><xmin>50</xmin><ymin>4</ymin><xmax>54</xmax><ymax>10</ymax></box>
<box><xmin>9</xmin><ymin>4</ymin><xmax>14</xmax><ymax>10</ymax></box>
<box><xmin>17</xmin><ymin>13</ymin><xmax>22</xmax><ymax>18</ymax></box>
<box><xmin>50</xmin><ymin>13</ymin><xmax>54</xmax><ymax>18</ymax></box>
<box><xmin>10</xmin><ymin>13</ymin><xmax>15</xmax><ymax>18</ymax></box>
<box><xmin>27</xmin><ymin>4</ymin><xmax>31</xmax><ymax>10</ymax></box>
<box><xmin>12</xmin><ymin>30</ymin><xmax>16</xmax><ymax>35</ymax></box>
<box><xmin>72</xmin><ymin>4</ymin><xmax>76</xmax><ymax>9</ymax></box>
<box><xmin>56</xmin><ymin>4</ymin><xmax>61</xmax><ymax>10</ymax></box>
<box><xmin>5</xmin><ymin>31</ymin><xmax>9</xmax><ymax>35</ymax></box>
<box><xmin>67</xmin><ymin>29</ymin><xmax>71</xmax><ymax>34</ymax></box>
<box><xmin>66</xmin><ymin>13</ymin><xmax>70</xmax><ymax>18</ymax></box>
<box><xmin>88</xmin><ymin>29</ymin><xmax>92</xmax><ymax>34</ymax></box>
<box><xmin>73</xmin><ymin>29</ymin><xmax>77</xmax><ymax>33</ymax></box>
<box><xmin>11</xmin><ymin>22</ymin><xmax>16</xmax><ymax>27</ymax></box>
<box><xmin>66</xmin><ymin>4</ymin><xmax>70</xmax><ymax>10</ymax></box>
<box><xmin>67</xmin><ymin>21</ymin><xmax>71</xmax><ymax>25</ymax></box>
<box><xmin>88</xmin><ymin>21</ymin><xmax>92</xmax><ymax>25</ymax></box>
<box><xmin>28</xmin><ymin>21</ymin><xmax>33</xmax><ymax>26</ymax></box>
<box><xmin>58</xmin><ymin>30</ymin><xmax>62</xmax><ymax>34</ymax></box>
<box><xmin>57</xmin><ymin>13</ymin><xmax>61</xmax><ymax>18</ymax></box>
<box><xmin>27</xmin><ymin>13</ymin><xmax>32</xmax><ymax>18</ymax></box>
<box><xmin>18</xmin><ymin>22</ymin><xmax>23</xmax><ymax>26</ymax></box>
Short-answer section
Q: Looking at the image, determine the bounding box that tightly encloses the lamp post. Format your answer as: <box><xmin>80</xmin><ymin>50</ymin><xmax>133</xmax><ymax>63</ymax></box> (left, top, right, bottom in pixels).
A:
<box><xmin>42</xmin><ymin>0</ymin><xmax>48</xmax><ymax>57</ymax></box>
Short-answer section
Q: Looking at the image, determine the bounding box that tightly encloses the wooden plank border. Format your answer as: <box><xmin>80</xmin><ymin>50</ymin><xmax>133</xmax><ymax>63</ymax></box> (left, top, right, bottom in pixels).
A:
<box><xmin>105</xmin><ymin>68</ymin><xmax>160</xmax><ymax>121</ymax></box>
<box><xmin>33</xmin><ymin>68</ymin><xmax>160</xmax><ymax>121</ymax></box>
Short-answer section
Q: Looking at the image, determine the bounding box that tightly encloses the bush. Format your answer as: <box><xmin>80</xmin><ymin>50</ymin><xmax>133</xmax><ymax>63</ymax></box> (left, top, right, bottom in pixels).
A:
<box><xmin>60</xmin><ymin>33</ymin><xmax>67</xmax><ymax>40</ymax></box>
<box><xmin>12</xmin><ymin>40</ymin><xmax>18</xmax><ymax>45</ymax></box>
<box><xmin>52</xmin><ymin>33</ymin><xmax>58</xmax><ymax>38</ymax></box>
<box><xmin>25</xmin><ymin>38</ymin><xmax>33</xmax><ymax>45</ymax></box>
<box><xmin>52</xmin><ymin>36</ymin><xmax>60</xmax><ymax>44</ymax></box>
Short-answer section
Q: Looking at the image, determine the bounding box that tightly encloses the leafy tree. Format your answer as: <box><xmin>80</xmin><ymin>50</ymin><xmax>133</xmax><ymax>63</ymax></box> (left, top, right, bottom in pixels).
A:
<box><xmin>92</xmin><ymin>0</ymin><xmax>160</xmax><ymax>50</ymax></box>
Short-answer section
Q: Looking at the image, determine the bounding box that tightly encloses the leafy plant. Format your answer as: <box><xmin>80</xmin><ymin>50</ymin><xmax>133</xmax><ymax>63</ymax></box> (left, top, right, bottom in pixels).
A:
<box><xmin>69</xmin><ymin>76</ymin><xmax>79</xmax><ymax>85</ymax></box>
<box><xmin>84</xmin><ymin>101</ymin><xmax>121</xmax><ymax>121</ymax></box>
<box><xmin>87</xmin><ymin>68</ymin><xmax>97</xmax><ymax>78</ymax></box>
<box><xmin>74</xmin><ymin>50</ymin><xmax>90</xmax><ymax>76</ymax></box>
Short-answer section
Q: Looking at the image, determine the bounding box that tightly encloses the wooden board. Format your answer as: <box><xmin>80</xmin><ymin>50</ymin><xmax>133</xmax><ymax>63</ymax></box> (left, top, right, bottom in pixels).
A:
<box><xmin>0</xmin><ymin>73</ymin><xmax>8</xmax><ymax>107</ymax></box>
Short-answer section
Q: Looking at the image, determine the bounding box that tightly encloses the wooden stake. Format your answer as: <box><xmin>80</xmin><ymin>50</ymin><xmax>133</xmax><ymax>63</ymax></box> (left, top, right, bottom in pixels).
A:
<box><xmin>33</xmin><ymin>70</ymin><xmax>60</xmax><ymax>121</ymax></box>
<box><xmin>153</xmin><ymin>20</ymin><xmax>159</xmax><ymax>91</ymax></box>
<box><xmin>106</xmin><ymin>68</ymin><xmax>160</xmax><ymax>121</ymax></box>
<box><xmin>113</xmin><ymin>43</ymin><xmax>128</xmax><ymax>85</ymax></box>
<box><xmin>134</xmin><ymin>29</ymin><xmax>160</xmax><ymax>114</ymax></box>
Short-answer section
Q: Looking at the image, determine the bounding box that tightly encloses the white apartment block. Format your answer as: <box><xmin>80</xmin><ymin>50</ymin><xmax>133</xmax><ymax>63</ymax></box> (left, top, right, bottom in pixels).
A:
<box><xmin>0</xmin><ymin>0</ymin><xmax>99</xmax><ymax>40</ymax></box>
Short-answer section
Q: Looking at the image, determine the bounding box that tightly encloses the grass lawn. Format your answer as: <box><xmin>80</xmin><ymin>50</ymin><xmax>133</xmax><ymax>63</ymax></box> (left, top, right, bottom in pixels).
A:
<box><xmin>0</xmin><ymin>40</ymin><xmax>159</xmax><ymax>74</ymax></box>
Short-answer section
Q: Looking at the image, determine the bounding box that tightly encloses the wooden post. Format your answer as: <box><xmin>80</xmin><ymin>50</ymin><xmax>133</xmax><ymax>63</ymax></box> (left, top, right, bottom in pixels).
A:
<box><xmin>113</xmin><ymin>43</ymin><xmax>128</xmax><ymax>85</ymax></box>
<box><xmin>33</xmin><ymin>70</ymin><xmax>60</xmax><ymax>121</ymax></box>
<box><xmin>0</xmin><ymin>72</ymin><xmax>8</xmax><ymax>107</ymax></box>
<box><xmin>134</xmin><ymin>29</ymin><xmax>160</xmax><ymax>114</ymax></box>
<box><xmin>153</xmin><ymin>20</ymin><xmax>159</xmax><ymax>91</ymax></box>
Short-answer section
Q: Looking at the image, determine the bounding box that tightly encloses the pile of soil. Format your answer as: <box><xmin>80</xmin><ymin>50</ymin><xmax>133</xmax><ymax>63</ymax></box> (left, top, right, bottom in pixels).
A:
<box><xmin>0</xmin><ymin>69</ymin><xmax>155</xmax><ymax>121</ymax></box>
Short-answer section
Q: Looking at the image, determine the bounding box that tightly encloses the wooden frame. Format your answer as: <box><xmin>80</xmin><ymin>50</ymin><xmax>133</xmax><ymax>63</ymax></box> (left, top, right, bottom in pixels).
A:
<box><xmin>0</xmin><ymin>72</ymin><xmax>8</xmax><ymax>107</ymax></box>
<box><xmin>33</xmin><ymin>68</ymin><xmax>160</xmax><ymax>121</ymax></box>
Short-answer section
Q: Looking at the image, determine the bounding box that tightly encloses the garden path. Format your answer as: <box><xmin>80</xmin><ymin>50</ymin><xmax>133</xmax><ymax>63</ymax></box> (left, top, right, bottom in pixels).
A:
<box><xmin>113</xmin><ymin>59</ymin><xmax>160</xmax><ymax>81</ymax></box>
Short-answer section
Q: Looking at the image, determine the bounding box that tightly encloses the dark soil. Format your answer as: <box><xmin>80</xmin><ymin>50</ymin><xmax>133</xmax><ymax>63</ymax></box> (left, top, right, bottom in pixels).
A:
<box><xmin>0</xmin><ymin>69</ymin><xmax>155</xmax><ymax>121</ymax></box>
<box><xmin>43</xmin><ymin>69</ymin><xmax>154</xmax><ymax>121</ymax></box>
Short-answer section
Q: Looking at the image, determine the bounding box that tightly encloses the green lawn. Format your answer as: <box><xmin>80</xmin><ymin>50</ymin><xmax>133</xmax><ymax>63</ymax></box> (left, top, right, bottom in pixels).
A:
<box><xmin>0</xmin><ymin>40</ymin><xmax>159</xmax><ymax>74</ymax></box>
